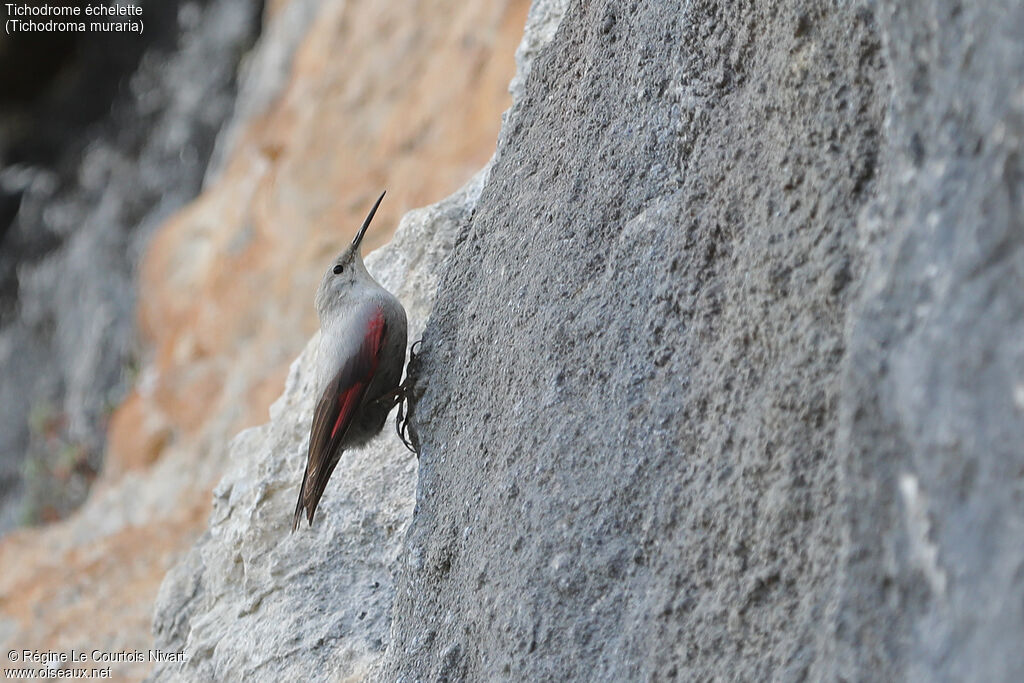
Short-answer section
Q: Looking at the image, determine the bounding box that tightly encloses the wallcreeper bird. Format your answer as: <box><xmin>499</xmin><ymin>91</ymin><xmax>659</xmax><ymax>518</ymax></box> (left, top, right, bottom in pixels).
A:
<box><xmin>292</xmin><ymin>191</ymin><xmax>408</xmax><ymax>530</ymax></box>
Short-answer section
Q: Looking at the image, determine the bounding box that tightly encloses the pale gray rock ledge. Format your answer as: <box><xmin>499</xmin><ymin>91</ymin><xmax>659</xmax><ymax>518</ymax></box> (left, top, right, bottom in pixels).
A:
<box><xmin>148</xmin><ymin>174</ymin><xmax>488</xmax><ymax>681</ymax></box>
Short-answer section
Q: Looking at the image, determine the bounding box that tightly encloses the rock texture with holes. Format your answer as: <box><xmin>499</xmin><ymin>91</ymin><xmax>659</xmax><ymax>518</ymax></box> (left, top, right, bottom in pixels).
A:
<box><xmin>146</xmin><ymin>0</ymin><xmax>1024</xmax><ymax>680</ymax></box>
<box><xmin>378</xmin><ymin>1</ymin><xmax>1024</xmax><ymax>681</ymax></box>
<box><xmin>152</xmin><ymin>1</ymin><xmax>1024</xmax><ymax>680</ymax></box>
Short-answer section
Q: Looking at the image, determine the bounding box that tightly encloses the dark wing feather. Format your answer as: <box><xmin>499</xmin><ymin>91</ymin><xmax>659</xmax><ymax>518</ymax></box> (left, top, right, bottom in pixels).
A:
<box><xmin>292</xmin><ymin>308</ymin><xmax>387</xmax><ymax>531</ymax></box>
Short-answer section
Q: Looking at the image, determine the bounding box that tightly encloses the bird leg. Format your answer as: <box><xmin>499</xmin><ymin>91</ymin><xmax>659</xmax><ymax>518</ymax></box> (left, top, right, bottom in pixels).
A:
<box><xmin>369</xmin><ymin>386</ymin><xmax>404</xmax><ymax>411</ymax></box>
<box><xmin>365</xmin><ymin>380</ymin><xmax>416</xmax><ymax>454</ymax></box>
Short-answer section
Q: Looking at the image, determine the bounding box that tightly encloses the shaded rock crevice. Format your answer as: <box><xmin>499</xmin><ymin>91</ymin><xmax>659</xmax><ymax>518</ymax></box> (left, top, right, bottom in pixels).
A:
<box><xmin>834</xmin><ymin>2</ymin><xmax>1024</xmax><ymax>680</ymax></box>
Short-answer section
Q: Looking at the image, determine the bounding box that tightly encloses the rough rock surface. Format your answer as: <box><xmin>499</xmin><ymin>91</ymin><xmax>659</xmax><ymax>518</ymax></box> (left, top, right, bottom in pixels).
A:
<box><xmin>5</xmin><ymin>0</ymin><xmax>1022</xmax><ymax>680</ymax></box>
<box><xmin>151</xmin><ymin>0</ymin><xmax>1024</xmax><ymax>679</ymax></box>
<box><xmin>378</xmin><ymin>1</ymin><xmax>1024</xmax><ymax>681</ymax></box>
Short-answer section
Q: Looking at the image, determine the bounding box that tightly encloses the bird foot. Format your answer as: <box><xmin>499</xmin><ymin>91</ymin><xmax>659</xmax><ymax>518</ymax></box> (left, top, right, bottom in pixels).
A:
<box><xmin>394</xmin><ymin>339</ymin><xmax>423</xmax><ymax>455</ymax></box>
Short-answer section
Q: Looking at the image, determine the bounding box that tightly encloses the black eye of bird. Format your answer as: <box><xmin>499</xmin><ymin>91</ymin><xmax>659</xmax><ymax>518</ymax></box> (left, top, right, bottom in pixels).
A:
<box><xmin>333</xmin><ymin>264</ymin><xmax>343</xmax><ymax>274</ymax></box>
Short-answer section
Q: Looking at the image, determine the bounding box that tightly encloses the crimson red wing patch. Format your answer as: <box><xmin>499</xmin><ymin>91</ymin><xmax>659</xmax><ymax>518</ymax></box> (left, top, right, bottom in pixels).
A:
<box><xmin>292</xmin><ymin>305</ymin><xmax>388</xmax><ymax>530</ymax></box>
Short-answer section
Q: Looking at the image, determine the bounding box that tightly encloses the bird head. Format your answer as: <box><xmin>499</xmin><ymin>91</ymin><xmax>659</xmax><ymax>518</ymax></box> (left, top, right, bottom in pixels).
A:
<box><xmin>315</xmin><ymin>191</ymin><xmax>386</xmax><ymax>316</ymax></box>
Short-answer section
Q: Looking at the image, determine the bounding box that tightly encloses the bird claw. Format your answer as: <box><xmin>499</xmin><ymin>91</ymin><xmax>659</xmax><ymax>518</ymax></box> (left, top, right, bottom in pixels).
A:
<box><xmin>395</xmin><ymin>392</ymin><xmax>417</xmax><ymax>455</ymax></box>
<box><xmin>394</xmin><ymin>339</ymin><xmax>423</xmax><ymax>455</ymax></box>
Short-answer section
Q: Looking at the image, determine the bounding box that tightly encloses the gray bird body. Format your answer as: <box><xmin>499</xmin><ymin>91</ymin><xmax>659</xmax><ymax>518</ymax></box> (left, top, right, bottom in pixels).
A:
<box><xmin>315</xmin><ymin>284</ymin><xmax>407</xmax><ymax>443</ymax></box>
<box><xmin>293</xmin><ymin>192</ymin><xmax>407</xmax><ymax>530</ymax></box>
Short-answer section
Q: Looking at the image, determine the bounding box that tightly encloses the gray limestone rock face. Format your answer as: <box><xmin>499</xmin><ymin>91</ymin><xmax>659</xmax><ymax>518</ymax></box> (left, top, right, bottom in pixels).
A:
<box><xmin>379</xmin><ymin>1</ymin><xmax>1024</xmax><ymax>681</ymax></box>
<box><xmin>152</xmin><ymin>0</ymin><xmax>1024</xmax><ymax>681</ymax></box>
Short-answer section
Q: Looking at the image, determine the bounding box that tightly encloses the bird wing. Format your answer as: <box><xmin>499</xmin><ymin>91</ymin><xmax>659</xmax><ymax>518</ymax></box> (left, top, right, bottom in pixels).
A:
<box><xmin>293</xmin><ymin>305</ymin><xmax>387</xmax><ymax>530</ymax></box>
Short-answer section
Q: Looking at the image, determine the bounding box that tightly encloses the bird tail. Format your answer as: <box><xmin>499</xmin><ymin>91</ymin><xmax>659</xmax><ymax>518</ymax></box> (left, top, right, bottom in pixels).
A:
<box><xmin>291</xmin><ymin>466</ymin><xmax>310</xmax><ymax>532</ymax></box>
<box><xmin>292</xmin><ymin>454</ymin><xmax>342</xmax><ymax>532</ymax></box>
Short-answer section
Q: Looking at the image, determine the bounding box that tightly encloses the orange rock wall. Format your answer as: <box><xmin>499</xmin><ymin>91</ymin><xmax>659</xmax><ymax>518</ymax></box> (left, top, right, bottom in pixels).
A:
<box><xmin>0</xmin><ymin>1</ymin><xmax>527</xmax><ymax>680</ymax></box>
